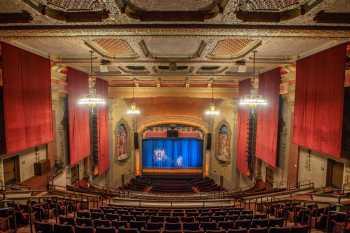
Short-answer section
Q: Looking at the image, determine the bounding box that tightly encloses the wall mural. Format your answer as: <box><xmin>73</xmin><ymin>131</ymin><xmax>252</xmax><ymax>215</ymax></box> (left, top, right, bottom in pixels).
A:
<box><xmin>115</xmin><ymin>121</ymin><xmax>130</xmax><ymax>161</ymax></box>
<box><xmin>216</xmin><ymin>122</ymin><xmax>231</xmax><ymax>163</ymax></box>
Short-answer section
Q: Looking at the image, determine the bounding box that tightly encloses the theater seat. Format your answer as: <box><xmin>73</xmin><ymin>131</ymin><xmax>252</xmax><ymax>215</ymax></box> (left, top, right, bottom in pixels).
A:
<box><xmin>235</xmin><ymin>220</ymin><xmax>251</xmax><ymax>229</ymax></box>
<box><xmin>59</xmin><ymin>216</ymin><xmax>75</xmax><ymax>225</ymax></box>
<box><xmin>269</xmin><ymin>227</ymin><xmax>290</xmax><ymax>233</ymax></box>
<box><xmin>183</xmin><ymin>222</ymin><xmax>200</xmax><ymax>231</ymax></box>
<box><xmin>166</xmin><ymin>217</ymin><xmax>180</xmax><ymax>223</ymax></box>
<box><xmin>201</xmin><ymin>222</ymin><xmax>217</xmax><ymax>231</ymax></box>
<box><xmin>146</xmin><ymin>222</ymin><xmax>163</xmax><ymax>230</ymax></box>
<box><xmin>76</xmin><ymin>218</ymin><xmax>93</xmax><ymax>226</ymax></box>
<box><xmin>141</xmin><ymin>230</ymin><xmax>160</xmax><ymax>233</ymax></box>
<box><xmin>251</xmin><ymin>219</ymin><xmax>269</xmax><ymax>228</ymax></box>
<box><xmin>218</xmin><ymin>221</ymin><xmax>234</xmax><ymax>230</ymax></box>
<box><xmin>227</xmin><ymin>228</ymin><xmax>248</xmax><ymax>233</ymax></box>
<box><xmin>290</xmin><ymin>226</ymin><xmax>308</xmax><ymax>233</ymax></box>
<box><xmin>151</xmin><ymin>216</ymin><xmax>164</xmax><ymax>222</ymax></box>
<box><xmin>112</xmin><ymin>220</ymin><xmax>128</xmax><ymax>228</ymax></box>
<box><xmin>96</xmin><ymin>226</ymin><xmax>117</xmax><ymax>233</ymax></box>
<box><xmin>77</xmin><ymin>212</ymin><xmax>91</xmax><ymax>218</ymax></box>
<box><xmin>164</xmin><ymin>223</ymin><xmax>181</xmax><ymax>230</ymax></box>
<box><xmin>35</xmin><ymin>221</ymin><xmax>53</xmax><ymax>233</ymax></box>
<box><xmin>119</xmin><ymin>227</ymin><xmax>139</xmax><ymax>233</ymax></box>
<box><xmin>105</xmin><ymin>214</ymin><xmax>119</xmax><ymax>221</ymax></box>
<box><xmin>182</xmin><ymin>217</ymin><xmax>195</xmax><ymax>223</ymax></box>
<box><xmin>75</xmin><ymin>225</ymin><xmax>94</xmax><ymax>233</ymax></box>
<box><xmin>163</xmin><ymin>231</ymin><xmax>182</xmax><ymax>233</ymax></box>
<box><xmin>136</xmin><ymin>216</ymin><xmax>149</xmax><ymax>222</ymax></box>
<box><xmin>249</xmin><ymin>227</ymin><xmax>268</xmax><ymax>233</ymax></box>
<box><xmin>269</xmin><ymin>218</ymin><xmax>284</xmax><ymax>227</ymax></box>
<box><xmin>54</xmin><ymin>224</ymin><xmax>74</xmax><ymax>233</ymax></box>
<box><xmin>206</xmin><ymin>230</ymin><xmax>226</xmax><ymax>233</ymax></box>
<box><xmin>130</xmin><ymin>221</ymin><xmax>146</xmax><ymax>229</ymax></box>
<box><xmin>94</xmin><ymin>219</ymin><xmax>112</xmax><ymax>227</ymax></box>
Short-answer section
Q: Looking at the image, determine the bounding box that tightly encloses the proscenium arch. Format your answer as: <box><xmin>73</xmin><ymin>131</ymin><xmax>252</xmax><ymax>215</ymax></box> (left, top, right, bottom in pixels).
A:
<box><xmin>137</xmin><ymin>116</ymin><xmax>209</xmax><ymax>175</ymax></box>
<box><xmin>137</xmin><ymin>116</ymin><xmax>209</xmax><ymax>134</ymax></box>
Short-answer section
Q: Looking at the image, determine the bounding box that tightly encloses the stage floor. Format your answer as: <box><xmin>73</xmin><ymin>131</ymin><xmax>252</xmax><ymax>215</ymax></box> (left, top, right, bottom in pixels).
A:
<box><xmin>142</xmin><ymin>168</ymin><xmax>202</xmax><ymax>174</ymax></box>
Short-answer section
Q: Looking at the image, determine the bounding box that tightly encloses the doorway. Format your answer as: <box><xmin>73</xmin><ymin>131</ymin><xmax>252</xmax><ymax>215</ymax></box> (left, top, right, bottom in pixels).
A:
<box><xmin>3</xmin><ymin>156</ymin><xmax>20</xmax><ymax>185</ymax></box>
<box><xmin>326</xmin><ymin>159</ymin><xmax>344</xmax><ymax>189</ymax></box>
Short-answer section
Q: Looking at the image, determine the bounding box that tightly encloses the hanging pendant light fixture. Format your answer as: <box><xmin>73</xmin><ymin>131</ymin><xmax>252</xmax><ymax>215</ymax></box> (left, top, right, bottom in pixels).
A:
<box><xmin>205</xmin><ymin>81</ymin><xmax>220</xmax><ymax>116</ymax></box>
<box><xmin>239</xmin><ymin>51</ymin><xmax>267</xmax><ymax>108</ymax></box>
<box><xmin>78</xmin><ymin>51</ymin><xmax>106</xmax><ymax>107</ymax></box>
<box><xmin>127</xmin><ymin>83</ymin><xmax>141</xmax><ymax>115</ymax></box>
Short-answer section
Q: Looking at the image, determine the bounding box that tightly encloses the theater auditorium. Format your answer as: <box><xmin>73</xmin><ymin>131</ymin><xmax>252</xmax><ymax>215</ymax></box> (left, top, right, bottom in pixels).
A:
<box><xmin>0</xmin><ymin>1</ymin><xmax>350</xmax><ymax>233</ymax></box>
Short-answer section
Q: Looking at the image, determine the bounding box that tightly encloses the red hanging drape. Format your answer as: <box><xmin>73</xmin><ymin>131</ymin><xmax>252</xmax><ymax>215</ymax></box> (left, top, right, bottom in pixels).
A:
<box><xmin>96</xmin><ymin>79</ymin><xmax>110</xmax><ymax>175</ymax></box>
<box><xmin>256</xmin><ymin>68</ymin><xmax>281</xmax><ymax>167</ymax></box>
<box><xmin>293</xmin><ymin>44</ymin><xmax>347</xmax><ymax>158</ymax></box>
<box><xmin>236</xmin><ymin>79</ymin><xmax>251</xmax><ymax>176</ymax></box>
<box><xmin>67</xmin><ymin>68</ymin><xmax>90</xmax><ymax>165</ymax></box>
<box><xmin>2</xmin><ymin>43</ymin><xmax>53</xmax><ymax>154</ymax></box>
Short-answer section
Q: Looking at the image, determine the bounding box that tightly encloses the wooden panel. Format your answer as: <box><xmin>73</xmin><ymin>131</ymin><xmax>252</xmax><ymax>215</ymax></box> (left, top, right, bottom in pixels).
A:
<box><xmin>3</xmin><ymin>157</ymin><xmax>19</xmax><ymax>185</ymax></box>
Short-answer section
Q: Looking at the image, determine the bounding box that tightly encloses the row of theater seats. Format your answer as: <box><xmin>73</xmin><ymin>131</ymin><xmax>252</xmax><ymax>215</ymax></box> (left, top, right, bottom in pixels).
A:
<box><xmin>34</xmin><ymin>206</ymin><xmax>308</xmax><ymax>233</ymax></box>
<box><xmin>123</xmin><ymin>176</ymin><xmax>222</xmax><ymax>193</ymax></box>
<box><xmin>262</xmin><ymin>201</ymin><xmax>345</xmax><ymax>233</ymax></box>
<box><xmin>35</xmin><ymin>222</ymin><xmax>308</xmax><ymax>233</ymax></box>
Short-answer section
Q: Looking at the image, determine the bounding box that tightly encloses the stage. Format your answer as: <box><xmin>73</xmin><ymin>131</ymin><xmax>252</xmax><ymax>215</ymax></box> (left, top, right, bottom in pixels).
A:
<box><xmin>142</xmin><ymin>168</ymin><xmax>202</xmax><ymax>175</ymax></box>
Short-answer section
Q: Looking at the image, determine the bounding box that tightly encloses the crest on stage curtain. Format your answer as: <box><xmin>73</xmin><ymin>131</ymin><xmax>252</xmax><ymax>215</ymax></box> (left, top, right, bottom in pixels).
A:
<box><xmin>115</xmin><ymin>120</ymin><xmax>130</xmax><ymax>161</ymax></box>
<box><xmin>215</xmin><ymin>122</ymin><xmax>231</xmax><ymax>163</ymax></box>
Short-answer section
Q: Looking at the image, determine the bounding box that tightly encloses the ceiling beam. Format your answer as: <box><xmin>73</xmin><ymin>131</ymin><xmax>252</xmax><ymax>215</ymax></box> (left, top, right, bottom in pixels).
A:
<box><xmin>1</xmin><ymin>24</ymin><xmax>350</xmax><ymax>39</ymax></box>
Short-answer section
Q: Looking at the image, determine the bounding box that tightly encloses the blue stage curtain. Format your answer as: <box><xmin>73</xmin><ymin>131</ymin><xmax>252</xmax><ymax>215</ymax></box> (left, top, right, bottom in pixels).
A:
<box><xmin>142</xmin><ymin>138</ymin><xmax>203</xmax><ymax>169</ymax></box>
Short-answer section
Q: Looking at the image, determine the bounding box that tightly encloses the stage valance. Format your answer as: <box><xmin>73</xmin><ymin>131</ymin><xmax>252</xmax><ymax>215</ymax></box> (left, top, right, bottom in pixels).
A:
<box><xmin>2</xmin><ymin>43</ymin><xmax>53</xmax><ymax>154</ymax></box>
<box><xmin>236</xmin><ymin>79</ymin><xmax>251</xmax><ymax>176</ymax></box>
<box><xmin>67</xmin><ymin>68</ymin><xmax>90</xmax><ymax>165</ymax></box>
<box><xmin>96</xmin><ymin>79</ymin><xmax>110</xmax><ymax>175</ymax></box>
<box><xmin>293</xmin><ymin>44</ymin><xmax>347</xmax><ymax>158</ymax></box>
<box><xmin>256</xmin><ymin>68</ymin><xmax>281</xmax><ymax>167</ymax></box>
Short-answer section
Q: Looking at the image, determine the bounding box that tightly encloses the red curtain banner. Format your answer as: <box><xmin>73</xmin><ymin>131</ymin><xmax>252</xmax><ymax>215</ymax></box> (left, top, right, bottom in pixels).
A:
<box><xmin>236</xmin><ymin>79</ymin><xmax>251</xmax><ymax>176</ymax></box>
<box><xmin>256</xmin><ymin>68</ymin><xmax>281</xmax><ymax>167</ymax></box>
<box><xmin>67</xmin><ymin>68</ymin><xmax>90</xmax><ymax>165</ymax></box>
<box><xmin>96</xmin><ymin>79</ymin><xmax>110</xmax><ymax>175</ymax></box>
<box><xmin>2</xmin><ymin>43</ymin><xmax>53</xmax><ymax>154</ymax></box>
<box><xmin>293</xmin><ymin>44</ymin><xmax>347</xmax><ymax>158</ymax></box>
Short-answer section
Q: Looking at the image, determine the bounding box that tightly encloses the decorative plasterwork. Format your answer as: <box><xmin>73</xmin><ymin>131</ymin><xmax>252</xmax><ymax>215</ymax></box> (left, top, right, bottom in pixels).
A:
<box><xmin>236</xmin><ymin>0</ymin><xmax>323</xmax><ymax>22</ymax></box>
<box><xmin>139</xmin><ymin>38</ymin><xmax>206</xmax><ymax>60</ymax></box>
<box><xmin>45</xmin><ymin>0</ymin><xmax>105</xmax><ymax>10</ymax></box>
<box><xmin>118</xmin><ymin>0</ymin><xmax>228</xmax><ymax>21</ymax></box>
<box><xmin>153</xmin><ymin>65</ymin><xmax>194</xmax><ymax>75</ymax></box>
<box><xmin>240</xmin><ymin>0</ymin><xmax>303</xmax><ymax>11</ymax></box>
<box><xmin>85</xmin><ymin>38</ymin><xmax>138</xmax><ymax>59</ymax></box>
<box><xmin>119</xmin><ymin>66</ymin><xmax>150</xmax><ymax>75</ymax></box>
<box><xmin>208</xmin><ymin>39</ymin><xmax>261</xmax><ymax>60</ymax></box>
<box><xmin>22</xmin><ymin>0</ymin><xmax>109</xmax><ymax>22</ymax></box>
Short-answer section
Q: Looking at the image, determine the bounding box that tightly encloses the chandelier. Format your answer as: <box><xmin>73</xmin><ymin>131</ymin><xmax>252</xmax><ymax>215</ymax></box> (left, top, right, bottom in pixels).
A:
<box><xmin>205</xmin><ymin>82</ymin><xmax>220</xmax><ymax>116</ymax></box>
<box><xmin>127</xmin><ymin>85</ymin><xmax>141</xmax><ymax>115</ymax></box>
<box><xmin>239</xmin><ymin>51</ymin><xmax>267</xmax><ymax>108</ymax></box>
<box><xmin>78</xmin><ymin>51</ymin><xmax>106</xmax><ymax>107</ymax></box>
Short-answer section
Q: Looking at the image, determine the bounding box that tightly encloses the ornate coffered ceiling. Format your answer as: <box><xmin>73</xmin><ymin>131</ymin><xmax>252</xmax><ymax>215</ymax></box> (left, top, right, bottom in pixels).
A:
<box><xmin>0</xmin><ymin>0</ymin><xmax>349</xmax><ymax>96</ymax></box>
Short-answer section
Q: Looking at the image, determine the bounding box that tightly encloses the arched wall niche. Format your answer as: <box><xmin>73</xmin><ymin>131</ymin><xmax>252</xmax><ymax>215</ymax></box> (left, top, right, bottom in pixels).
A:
<box><xmin>214</xmin><ymin>120</ymin><xmax>232</xmax><ymax>164</ymax></box>
<box><xmin>114</xmin><ymin>118</ymin><xmax>131</xmax><ymax>162</ymax></box>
